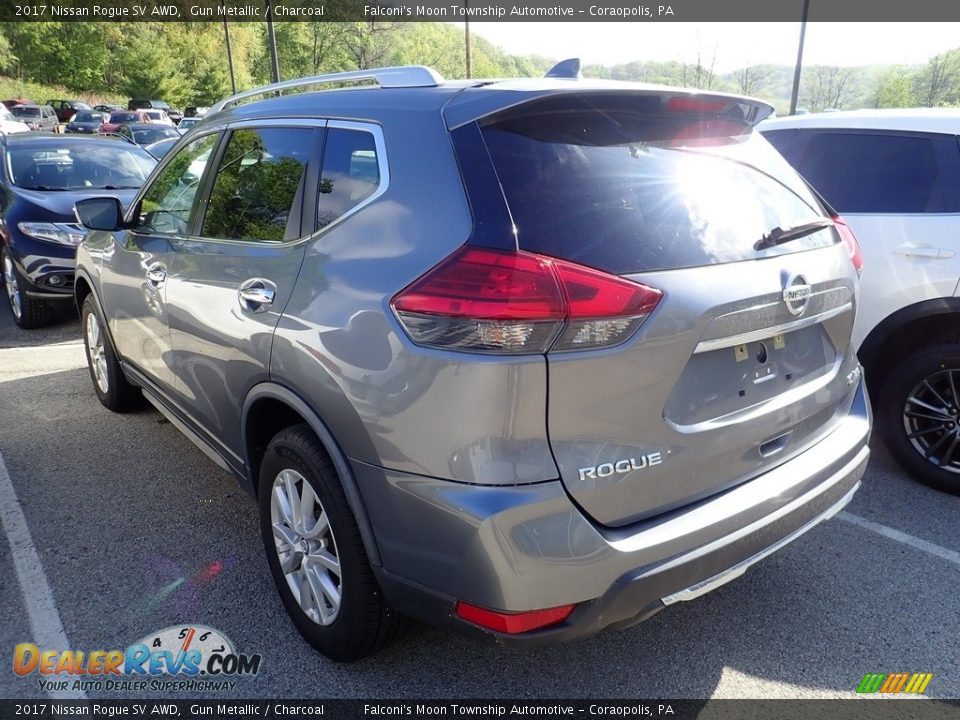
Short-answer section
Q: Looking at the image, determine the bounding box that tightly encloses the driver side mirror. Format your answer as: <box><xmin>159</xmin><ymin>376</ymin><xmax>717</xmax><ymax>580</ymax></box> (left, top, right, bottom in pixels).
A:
<box><xmin>75</xmin><ymin>197</ymin><xmax>124</xmax><ymax>231</ymax></box>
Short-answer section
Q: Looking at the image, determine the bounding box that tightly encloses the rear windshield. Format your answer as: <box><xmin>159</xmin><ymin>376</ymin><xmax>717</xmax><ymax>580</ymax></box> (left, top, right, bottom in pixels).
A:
<box><xmin>130</xmin><ymin>126</ymin><xmax>179</xmax><ymax>144</ymax></box>
<box><xmin>11</xmin><ymin>106</ymin><xmax>40</xmax><ymax>119</ymax></box>
<box><xmin>72</xmin><ymin>111</ymin><xmax>105</xmax><ymax>123</ymax></box>
<box><xmin>480</xmin><ymin>95</ymin><xmax>831</xmax><ymax>274</ymax></box>
<box><xmin>109</xmin><ymin>112</ymin><xmax>138</xmax><ymax>123</ymax></box>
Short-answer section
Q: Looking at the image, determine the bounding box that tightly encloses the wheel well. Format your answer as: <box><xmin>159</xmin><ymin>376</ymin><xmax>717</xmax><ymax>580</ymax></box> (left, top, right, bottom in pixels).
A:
<box><xmin>74</xmin><ymin>276</ymin><xmax>91</xmax><ymax>312</ymax></box>
<box><xmin>860</xmin><ymin>310</ymin><xmax>960</xmax><ymax>393</ymax></box>
<box><xmin>245</xmin><ymin>398</ymin><xmax>311</xmax><ymax>495</ymax></box>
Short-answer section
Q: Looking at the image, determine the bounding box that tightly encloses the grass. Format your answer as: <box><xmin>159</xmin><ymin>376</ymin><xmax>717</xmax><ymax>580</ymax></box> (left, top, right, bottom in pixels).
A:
<box><xmin>0</xmin><ymin>75</ymin><xmax>126</xmax><ymax>106</ymax></box>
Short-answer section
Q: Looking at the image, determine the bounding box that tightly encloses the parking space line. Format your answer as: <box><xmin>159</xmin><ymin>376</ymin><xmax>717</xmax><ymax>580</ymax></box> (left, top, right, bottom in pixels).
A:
<box><xmin>839</xmin><ymin>511</ymin><xmax>960</xmax><ymax>568</ymax></box>
<box><xmin>0</xmin><ymin>450</ymin><xmax>88</xmax><ymax>700</ymax></box>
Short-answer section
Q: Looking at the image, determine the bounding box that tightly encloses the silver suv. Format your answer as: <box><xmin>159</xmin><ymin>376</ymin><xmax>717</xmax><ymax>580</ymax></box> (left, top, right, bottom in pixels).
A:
<box><xmin>73</xmin><ymin>63</ymin><xmax>871</xmax><ymax>662</ymax></box>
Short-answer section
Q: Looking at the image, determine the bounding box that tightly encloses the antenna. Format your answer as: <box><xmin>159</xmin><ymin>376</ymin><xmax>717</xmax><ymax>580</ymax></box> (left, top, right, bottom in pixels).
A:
<box><xmin>544</xmin><ymin>58</ymin><xmax>582</xmax><ymax>80</ymax></box>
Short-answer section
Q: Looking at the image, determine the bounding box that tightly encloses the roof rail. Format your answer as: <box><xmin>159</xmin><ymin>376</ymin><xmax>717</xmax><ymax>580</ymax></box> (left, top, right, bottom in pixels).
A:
<box><xmin>209</xmin><ymin>66</ymin><xmax>445</xmax><ymax>114</ymax></box>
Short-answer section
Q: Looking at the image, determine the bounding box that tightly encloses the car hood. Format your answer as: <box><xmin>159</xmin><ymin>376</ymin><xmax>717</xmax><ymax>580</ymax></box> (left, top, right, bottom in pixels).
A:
<box><xmin>13</xmin><ymin>186</ymin><xmax>141</xmax><ymax>219</ymax></box>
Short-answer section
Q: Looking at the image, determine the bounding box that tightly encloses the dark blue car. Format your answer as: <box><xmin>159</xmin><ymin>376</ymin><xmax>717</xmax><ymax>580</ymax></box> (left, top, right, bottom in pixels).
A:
<box><xmin>0</xmin><ymin>133</ymin><xmax>155</xmax><ymax>327</ymax></box>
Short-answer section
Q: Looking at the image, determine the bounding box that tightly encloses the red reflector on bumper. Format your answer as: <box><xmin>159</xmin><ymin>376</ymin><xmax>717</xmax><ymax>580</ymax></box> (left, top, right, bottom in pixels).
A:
<box><xmin>455</xmin><ymin>601</ymin><xmax>576</xmax><ymax>634</ymax></box>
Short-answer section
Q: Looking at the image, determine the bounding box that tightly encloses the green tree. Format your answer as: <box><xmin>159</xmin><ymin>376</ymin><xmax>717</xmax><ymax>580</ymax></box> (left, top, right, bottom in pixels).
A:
<box><xmin>915</xmin><ymin>50</ymin><xmax>960</xmax><ymax>106</ymax></box>
<box><xmin>874</xmin><ymin>67</ymin><xmax>917</xmax><ymax>108</ymax></box>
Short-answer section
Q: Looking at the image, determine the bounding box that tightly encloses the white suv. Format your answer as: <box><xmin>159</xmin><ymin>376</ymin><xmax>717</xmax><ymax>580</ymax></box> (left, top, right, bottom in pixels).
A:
<box><xmin>761</xmin><ymin>109</ymin><xmax>960</xmax><ymax>495</ymax></box>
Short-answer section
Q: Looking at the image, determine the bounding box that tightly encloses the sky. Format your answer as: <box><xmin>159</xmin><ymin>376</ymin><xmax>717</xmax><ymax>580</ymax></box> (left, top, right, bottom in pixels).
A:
<box><xmin>464</xmin><ymin>23</ymin><xmax>960</xmax><ymax>72</ymax></box>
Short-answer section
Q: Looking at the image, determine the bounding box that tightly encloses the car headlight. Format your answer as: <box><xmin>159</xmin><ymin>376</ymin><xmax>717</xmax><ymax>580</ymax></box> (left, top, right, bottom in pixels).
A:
<box><xmin>17</xmin><ymin>222</ymin><xmax>87</xmax><ymax>246</ymax></box>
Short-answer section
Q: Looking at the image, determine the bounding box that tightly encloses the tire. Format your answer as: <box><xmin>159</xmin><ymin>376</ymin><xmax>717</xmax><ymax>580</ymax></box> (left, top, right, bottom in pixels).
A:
<box><xmin>2</xmin><ymin>245</ymin><xmax>54</xmax><ymax>329</ymax></box>
<box><xmin>878</xmin><ymin>342</ymin><xmax>960</xmax><ymax>496</ymax></box>
<box><xmin>258</xmin><ymin>425</ymin><xmax>405</xmax><ymax>662</ymax></box>
<box><xmin>81</xmin><ymin>294</ymin><xmax>142</xmax><ymax>411</ymax></box>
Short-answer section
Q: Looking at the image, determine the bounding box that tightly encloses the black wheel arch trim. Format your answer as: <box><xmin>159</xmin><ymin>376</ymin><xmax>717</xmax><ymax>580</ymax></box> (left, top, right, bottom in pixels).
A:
<box><xmin>242</xmin><ymin>382</ymin><xmax>383</xmax><ymax>568</ymax></box>
<box><xmin>859</xmin><ymin>297</ymin><xmax>960</xmax><ymax>371</ymax></box>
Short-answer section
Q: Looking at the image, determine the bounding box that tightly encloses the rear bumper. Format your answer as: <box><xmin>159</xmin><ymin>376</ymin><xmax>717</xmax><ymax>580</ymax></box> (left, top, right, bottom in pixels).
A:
<box><xmin>355</xmin><ymin>378</ymin><xmax>871</xmax><ymax>643</ymax></box>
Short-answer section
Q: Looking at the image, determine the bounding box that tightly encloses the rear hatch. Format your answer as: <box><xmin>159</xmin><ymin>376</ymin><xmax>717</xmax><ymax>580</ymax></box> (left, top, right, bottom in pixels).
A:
<box><xmin>471</xmin><ymin>90</ymin><xmax>860</xmax><ymax>527</ymax></box>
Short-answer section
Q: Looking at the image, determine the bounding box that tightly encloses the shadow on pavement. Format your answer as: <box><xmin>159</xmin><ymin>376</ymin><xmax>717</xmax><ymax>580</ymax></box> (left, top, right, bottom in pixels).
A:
<box><xmin>1</xmin><ymin>365</ymin><xmax>958</xmax><ymax>700</ymax></box>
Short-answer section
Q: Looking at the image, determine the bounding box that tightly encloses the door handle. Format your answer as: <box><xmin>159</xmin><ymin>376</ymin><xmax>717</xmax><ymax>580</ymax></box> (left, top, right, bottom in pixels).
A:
<box><xmin>894</xmin><ymin>245</ymin><xmax>954</xmax><ymax>259</ymax></box>
<box><xmin>238</xmin><ymin>279</ymin><xmax>276</xmax><ymax>313</ymax></box>
<box><xmin>146</xmin><ymin>265</ymin><xmax>166</xmax><ymax>285</ymax></box>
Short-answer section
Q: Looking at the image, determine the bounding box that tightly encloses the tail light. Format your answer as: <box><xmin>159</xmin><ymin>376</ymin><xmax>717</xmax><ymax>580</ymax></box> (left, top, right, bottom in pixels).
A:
<box><xmin>832</xmin><ymin>215</ymin><xmax>863</xmax><ymax>276</ymax></box>
<box><xmin>391</xmin><ymin>246</ymin><xmax>662</xmax><ymax>355</ymax></box>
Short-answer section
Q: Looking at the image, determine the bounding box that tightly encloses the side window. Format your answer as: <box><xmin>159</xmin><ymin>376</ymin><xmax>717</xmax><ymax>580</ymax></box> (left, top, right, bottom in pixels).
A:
<box><xmin>133</xmin><ymin>133</ymin><xmax>219</xmax><ymax>236</ymax></box>
<box><xmin>317</xmin><ymin>127</ymin><xmax>381</xmax><ymax>230</ymax></box>
<box><xmin>200</xmin><ymin>127</ymin><xmax>312</xmax><ymax>243</ymax></box>
<box><xmin>797</xmin><ymin>132</ymin><xmax>947</xmax><ymax>214</ymax></box>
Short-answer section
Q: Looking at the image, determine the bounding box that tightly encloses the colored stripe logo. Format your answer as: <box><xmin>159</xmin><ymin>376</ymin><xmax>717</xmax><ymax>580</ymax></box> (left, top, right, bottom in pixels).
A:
<box><xmin>857</xmin><ymin>673</ymin><xmax>933</xmax><ymax>694</ymax></box>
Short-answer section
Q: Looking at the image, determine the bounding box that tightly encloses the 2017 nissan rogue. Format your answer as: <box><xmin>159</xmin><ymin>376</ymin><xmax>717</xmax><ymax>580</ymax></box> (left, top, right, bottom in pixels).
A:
<box><xmin>72</xmin><ymin>62</ymin><xmax>872</xmax><ymax>662</ymax></box>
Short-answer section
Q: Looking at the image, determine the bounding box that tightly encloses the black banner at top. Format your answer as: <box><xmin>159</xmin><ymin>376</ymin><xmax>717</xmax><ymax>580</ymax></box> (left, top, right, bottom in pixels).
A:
<box><xmin>3</xmin><ymin>0</ymin><xmax>960</xmax><ymax>22</ymax></box>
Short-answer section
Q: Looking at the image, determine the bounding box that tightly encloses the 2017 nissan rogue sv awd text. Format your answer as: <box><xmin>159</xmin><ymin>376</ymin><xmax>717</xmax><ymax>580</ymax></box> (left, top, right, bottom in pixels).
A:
<box><xmin>72</xmin><ymin>62</ymin><xmax>872</xmax><ymax>661</ymax></box>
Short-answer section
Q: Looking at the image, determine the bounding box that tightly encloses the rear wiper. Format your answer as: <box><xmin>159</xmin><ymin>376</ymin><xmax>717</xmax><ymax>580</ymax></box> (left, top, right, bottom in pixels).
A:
<box><xmin>753</xmin><ymin>218</ymin><xmax>834</xmax><ymax>251</ymax></box>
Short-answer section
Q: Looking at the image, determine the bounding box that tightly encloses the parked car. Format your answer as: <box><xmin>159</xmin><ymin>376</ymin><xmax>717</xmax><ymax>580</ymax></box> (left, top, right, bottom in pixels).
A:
<box><xmin>0</xmin><ymin>133</ymin><xmax>155</xmax><ymax>328</ymax></box>
<box><xmin>176</xmin><ymin>117</ymin><xmax>201</xmax><ymax>131</ymax></box>
<box><xmin>116</xmin><ymin>123</ymin><xmax>181</xmax><ymax>146</ymax></box>
<box><xmin>73</xmin><ymin>63</ymin><xmax>870</xmax><ymax>661</ymax></box>
<box><xmin>100</xmin><ymin>110</ymin><xmax>151</xmax><ymax>134</ymax></box>
<box><xmin>64</xmin><ymin>110</ymin><xmax>108</xmax><ymax>134</ymax></box>
<box><xmin>129</xmin><ymin>99</ymin><xmax>182</xmax><ymax>124</ymax></box>
<box><xmin>0</xmin><ymin>104</ymin><xmax>31</xmax><ymax>134</ymax></box>
<box><xmin>11</xmin><ymin>104</ymin><xmax>60</xmax><ymax>132</ymax></box>
<box><xmin>141</xmin><ymin>109</ymin><xmax>176</xmax><ymax>127</ymax></box>
<box><xmin>184</xmin><ymin>106</ymin><xmax>209</xmax><ymax>119</ymax></box>
<box><xmin>47</xmin><ymin>99</ymin><xmax>93</xmax><ymax>124</ymax></box>
<box><xmin>2</xmin><ymin>98</ymin><xmax>32</xmax><ymax>109</ymax></box>
<box><xmin>760</xmin><ymin>109</ymin><xmax>960</xmax><ymax>495</ymax></box>
<box><xmin>143</xmin><ymin>137</ymin><xmax>179</xmax><ymax>159</ymax></box>
<box><xmin>94</xmin><ymin>103</ymin><xmax>124</xmax><ymax>114</ymax></box>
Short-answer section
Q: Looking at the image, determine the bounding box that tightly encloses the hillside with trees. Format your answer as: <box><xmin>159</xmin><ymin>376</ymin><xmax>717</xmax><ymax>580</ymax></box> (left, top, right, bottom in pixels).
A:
<box><xmin>0</xmin><ymin>21</ymin><xmax>957</xmax><ymax>114</ymax></box>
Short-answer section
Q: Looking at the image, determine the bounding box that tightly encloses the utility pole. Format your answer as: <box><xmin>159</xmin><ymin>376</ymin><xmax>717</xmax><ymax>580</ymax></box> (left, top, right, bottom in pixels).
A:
<box><xmin>265</xmin><ymin>1</ymin><xmax>281</xmax><ymax>84</ymax></box>
<box><xmin>223</xmin><ymin>16</ymin><xmax>237</xmax><ymax>94</ymax></box>
<box><xmin>789</xmin><ymin>0</ymin><xmax>810</xmax><ymax>115</ymax></box>
<box><xmin>464</xmin><ymin>2</ymin><xmax>472</xmax><ymax>79</ymax></box>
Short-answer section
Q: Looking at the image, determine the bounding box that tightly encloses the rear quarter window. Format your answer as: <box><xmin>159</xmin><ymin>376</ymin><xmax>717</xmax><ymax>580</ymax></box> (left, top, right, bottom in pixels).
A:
<box><xmin>765</xmin><ymin>129</ymin><xmax>960</xmax><ymax>214</ymax></box>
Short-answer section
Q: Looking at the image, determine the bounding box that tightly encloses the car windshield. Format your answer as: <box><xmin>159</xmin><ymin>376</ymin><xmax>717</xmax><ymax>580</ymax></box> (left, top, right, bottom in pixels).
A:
<box><xmin>72</xmin><ymin>102</ymin><xmax>91</xmax><ymax>110</ymax></box>
<box><xmin>11</xmin><ymin>107</ymin><xmax>40</xmax><ymax>119</ymax></box>
<box><xmin>8</xmin><ymin>143</ymin><xmax>157</xmax><ymax>190</ymax></box>
<box><xmin>144</xmin><ymin>110</ymin><xmax>165</xmax><ymax>120</ymax></box>
<box><xmin>73</xmin><ymin>111</ymin><xmax>105</xmax><ymax>123</ymax></box>
<box><xmin>132</xmin><ymin>127</ymin><xmax>179</xmax><ymax>145</ymax></box>
<box><xmin>109</xmin><ymin>112</ymin><xmax>138</xmax><ymax>124</ymax></box>
<box><xmin>151</xmin><ymin>101</ymin><xmax>170</xmax><ymax>109</ymax></box>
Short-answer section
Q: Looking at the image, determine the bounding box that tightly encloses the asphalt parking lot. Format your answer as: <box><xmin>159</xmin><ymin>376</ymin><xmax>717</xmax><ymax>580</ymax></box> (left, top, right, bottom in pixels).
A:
<box><xmin>2</xmin><ymin>296</ymin><xmax>960</xmax><ymax>701</ymax></box>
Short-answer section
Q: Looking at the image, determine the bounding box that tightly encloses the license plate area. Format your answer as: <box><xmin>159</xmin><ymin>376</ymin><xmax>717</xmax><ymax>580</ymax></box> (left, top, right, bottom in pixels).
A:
<box><xmin>664</xmin><ymin>325</ymin><xmax>836</xmax><ymax>425</ymax></box>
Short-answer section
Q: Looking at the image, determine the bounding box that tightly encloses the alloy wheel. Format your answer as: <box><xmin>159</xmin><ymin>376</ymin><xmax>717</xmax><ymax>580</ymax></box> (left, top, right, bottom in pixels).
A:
<box><xmin>270</xmin><ymin>469</ymin><xmax>342</xmax><ymax>625</ymax></box>
<box><xmin>85</xmin><ymin>311</ymin><xmax>109</xmax><ymax>394</ymax></box>
<box><xmin>902</xmin><ymin>369</ymin><xmax>960</xmax><ymax>474</ymax></box>
<box><xmin>2</xmin><ymin>252</ymin><xmax>21</xmax><ymax>320</ymax></box>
